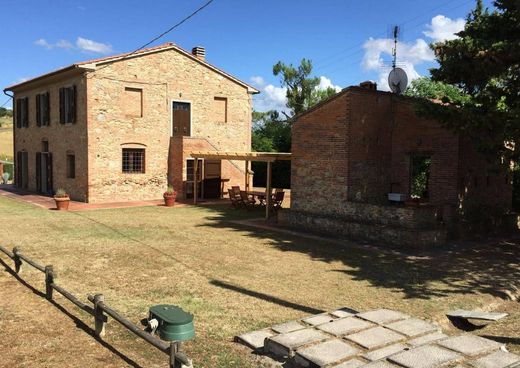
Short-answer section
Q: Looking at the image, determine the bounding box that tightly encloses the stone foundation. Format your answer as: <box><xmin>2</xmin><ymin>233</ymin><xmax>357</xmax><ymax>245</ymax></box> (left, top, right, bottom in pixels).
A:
<box><xmin>280</xmin><ymin>204</ymin><xmax>447</xmax><ymax>248</ymax></box>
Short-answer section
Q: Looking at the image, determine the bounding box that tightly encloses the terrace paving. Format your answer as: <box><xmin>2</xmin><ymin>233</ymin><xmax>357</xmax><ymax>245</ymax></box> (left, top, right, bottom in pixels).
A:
<box><xmin>236</xmin><ymin>307</ymin><xmax>520</xmax><ymax>367</ymax></box>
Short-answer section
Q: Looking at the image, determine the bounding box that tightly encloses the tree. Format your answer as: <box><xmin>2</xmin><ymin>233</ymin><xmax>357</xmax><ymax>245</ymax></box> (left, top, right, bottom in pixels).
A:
<box><xmin>419</xmin><ymin>0</ymin><xmax>520</xmax><ymax>161</ymax></box>
<box><xmin>404</xmin><ymin>77</ymin><xmax>469</xmax><ymax>105</ymax></box>
<box><xmin>273</xmin><ymin>59</ymin><xmax>336</xmax><ymax>117</ymax></box>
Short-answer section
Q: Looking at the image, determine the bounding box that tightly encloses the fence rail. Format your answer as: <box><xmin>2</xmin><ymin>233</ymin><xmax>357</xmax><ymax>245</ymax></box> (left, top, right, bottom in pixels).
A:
<box><xmin>0</xmin><ymin>245</ymin><xmax>192</xmax><ymax>368</ymax></box>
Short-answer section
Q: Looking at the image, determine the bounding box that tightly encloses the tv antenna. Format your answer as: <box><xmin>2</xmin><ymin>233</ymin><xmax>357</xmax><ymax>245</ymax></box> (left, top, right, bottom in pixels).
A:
<box><xmin>388</xmin><ymin>25</ymin><xmax>408</xmax><ymax>94</ymax></box>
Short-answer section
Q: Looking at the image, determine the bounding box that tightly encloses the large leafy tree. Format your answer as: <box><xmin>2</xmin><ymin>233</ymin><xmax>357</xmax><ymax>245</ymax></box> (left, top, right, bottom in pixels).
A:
<box><xmin>420</xmin><ymin>0</ymin><xmax>520</xmax><ymax>161</ymax></box>
<box><xmin>273</xmin><ymin>59</ymin><xmax>336</xmax><ymax>117</ymax></box>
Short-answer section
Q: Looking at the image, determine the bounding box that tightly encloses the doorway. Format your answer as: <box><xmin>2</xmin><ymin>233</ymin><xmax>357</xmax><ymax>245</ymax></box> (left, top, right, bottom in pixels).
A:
<box><xmin>16</xmin><ymin>151</ymin><xmax>29</xmax><ymax>189</ymax></box>
<box><xmin>186</xmin><ymin>159</ymin><xmax>203</xmax><ymax>199</ymax></box>
<box><xmin>36</xmin><ymin>141</ymin><xmax>53</xmax><ymax>195</ymax></box>
<box><xmin>410</xmin><ymin>154</ymin><xmax>431</xmax><ymax>199</ymax></box>
<box><xmin>203</xmin><ymin>160</ymin><xmax>221</xmax><ymax>199</ymax></box>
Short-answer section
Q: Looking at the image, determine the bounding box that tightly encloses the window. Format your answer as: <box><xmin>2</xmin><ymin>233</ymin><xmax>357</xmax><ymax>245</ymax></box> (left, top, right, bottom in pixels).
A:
<box><xmin>59</xmin><ymin>86</ymin><xmax>76</xmax><ymax>124</ymax></box>
<box><xmin>122</xmin><ymin>148</ymin><xmax>145</xmax><ymax>173</ymax></box>
<box><xmin>67</xmin><ymin>154</ymin><xmax>75</xmax><ymax>179</ymax></box>
<box><xmin>41</xmin><ymin>140</ymin><xmax>49</xmax><ymax>152</ymax></box>
<box><xmin>124</xmin><ymin>87</ymin><xmax>143</xmax><ymax>117</ymax></box>
<box><xmin>410</xmin><ymin>155</ymin><xmax>431</xmax><ymax>199</ymax></box>
<box><xmin>16</xmin><ymin>97</ymin><xmax>29</xmax><ymax>128</ymax></box>
<box><xmin>36</xmin><ymin>92</ymin><xmax>50</xmax><ymax>126</ymax></box>
<box><xmin>213</xmin><ymin>97</ymin><xmax>227</xmax><ymax>123</ymax></box>
<box><xmin>172</xmin><ymin>102</ymin><xmax>191</xmax><ymax>136</ymax></box>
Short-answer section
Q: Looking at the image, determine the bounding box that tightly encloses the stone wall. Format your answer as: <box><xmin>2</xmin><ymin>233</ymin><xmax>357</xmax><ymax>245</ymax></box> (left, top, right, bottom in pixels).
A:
<box><xmin>86</xmin><ymin>47</ymin><xmax>252</xmax><ymax>202</ymax></box>
<box><xmin>12</xmin><ymin>71</ymin><xmax>88</xmax><ymax>201</ymax></box>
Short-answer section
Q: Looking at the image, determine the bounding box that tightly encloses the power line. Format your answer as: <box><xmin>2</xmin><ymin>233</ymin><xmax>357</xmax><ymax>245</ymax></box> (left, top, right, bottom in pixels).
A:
<box><xmin>87</xmin><ymin>0</ymin><xmax>215</xmax><ymax>76</ymax></box>
<box><xmin>0</xmin><ymin>96</ymin><xmax>12</xmax><ymax>109</ymax></box>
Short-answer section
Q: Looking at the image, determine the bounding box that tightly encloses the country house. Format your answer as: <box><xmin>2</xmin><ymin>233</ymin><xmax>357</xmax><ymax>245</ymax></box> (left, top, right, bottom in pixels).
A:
<box><xmin>4</xmin><ymin>42</ymin><xmax>258</xmax><ymax>202</ymax></box>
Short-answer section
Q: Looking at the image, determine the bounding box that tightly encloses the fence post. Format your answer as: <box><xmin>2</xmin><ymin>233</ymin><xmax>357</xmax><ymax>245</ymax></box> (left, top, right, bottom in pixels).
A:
<box><xmin>13</xmin><ymin>247</ymin><xmax>22</xmax><ymax>273</ymax></box>
<box><xmin>170</xmin><ymin>341</ymin><xmax>181</xmax><ymax>368</ymax></box>
<box><xmin>45</xmin><ymin>265</ymin><xmax>54</xmax><ymax>300</ymax></box>
<box><xmin>93</xmin><ymin>294</ymin><xmax>106</xmax><ymax>337</ymax></box>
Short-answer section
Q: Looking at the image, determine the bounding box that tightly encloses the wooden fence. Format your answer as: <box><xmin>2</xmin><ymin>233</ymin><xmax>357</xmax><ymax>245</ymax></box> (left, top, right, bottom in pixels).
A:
<box><xmin>0</xmin><ymin>245</ymin><xmax>192</xmax><ymax>368</ymax></box>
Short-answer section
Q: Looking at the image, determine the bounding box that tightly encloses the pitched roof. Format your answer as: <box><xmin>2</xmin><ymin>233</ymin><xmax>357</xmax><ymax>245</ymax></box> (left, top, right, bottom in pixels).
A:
<box><xmin>4</xmin><ymin>42</ymin><xmax>259</xmax><ymax>93</ymax></box>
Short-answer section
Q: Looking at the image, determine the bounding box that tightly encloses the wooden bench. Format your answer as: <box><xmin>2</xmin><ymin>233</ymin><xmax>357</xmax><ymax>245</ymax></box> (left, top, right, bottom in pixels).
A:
<box><xmin>447</xmin><ymin>309</ymin><xmax>508</xmax><ymax>331</ymax></box>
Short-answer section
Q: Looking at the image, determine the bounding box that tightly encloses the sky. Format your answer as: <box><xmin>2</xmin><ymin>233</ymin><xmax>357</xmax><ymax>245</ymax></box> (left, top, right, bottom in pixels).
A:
<box><xmin>0</xmin><ymin>0</ymin><xmax>495</xmax><ymax>112</ymax></box>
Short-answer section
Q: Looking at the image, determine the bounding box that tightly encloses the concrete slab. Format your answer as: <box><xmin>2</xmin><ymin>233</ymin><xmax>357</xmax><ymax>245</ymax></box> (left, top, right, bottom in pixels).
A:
<box><xmin>437</xmin><ymin>334</ymin><xmax>504</xmax><ymax>356</ymax></box>
<box><xmin>363</xmin><ymin>343</ymin><xmax>408</xmax><ymax>361</ymax></box>
<box><xmin>302</xmin><ymin>313</ymin><xmax>336</xmax><ymax>326</ymax></box>
<box><xmin>470</xmin><ymin>351</ymin><xmax>520</xmax><ymax>368</ymax></box>
<box><xmin>331</xmin><ymin>308</ymin><xmax>357</xmax><ymax>318</ymax></box>
<box><xmin>408</xmin><ymin>332</ymin><xmax>448</xmax><ymax>347</ymax></box>
<box><xmin>294</xmin><ymin>339</ymin><xmax>360</xmax><ymax>367</ymax></box>
<box><xmin>265</xmin><ymin>328</ymin><xmax>330</xmax><ymax>357</ymax></box>
<box><xmin>235</xmin><ymin>329</ymin><xmax>274</xmax><ymax>351</ymax></box>
<box><xmin>388</xmin><ymin>344</ymin><xmax>462</xmax><ymax>368</ymax></box>
<box><xmin>330</xmin><ymin>359</ymin><xmax>366</xmax><ymax>368</ymax></box>
<box><xmin>357</xmin><ymin>309</ymin><xmax>409</xmax><ymax>325</ymax></box>
<box><xmin>384</xmin><ymin>318</ymin><xmax>439</xmax><ymax>337</ymax></box>
<box><xmin>272</xmin><ymin>320</ymin><xmax>306</xmax><ymax>334</ymax></box>
<box><xmin>345</xmin><ymin>326</ymin><xmax>405</xmax><ymax>350</ymax></box>
<box><xmin>317</xmin><ymin>317</ymin><xmax>374</xmax><ymax>337</ymax></box>
<box><xmin>447</xmin><ymin>309</ymin><xmax>508</xmax><ymax>321</ymax></box>
<box><xmin>363</xmin><ymin>362</ymin><xmax>400</xmax><ymax>368</ymax></box>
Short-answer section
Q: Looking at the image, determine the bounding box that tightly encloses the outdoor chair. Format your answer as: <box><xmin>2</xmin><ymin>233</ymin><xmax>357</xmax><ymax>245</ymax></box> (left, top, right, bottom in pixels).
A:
<box><xmin>239</xmin><ymin>190</ymin><xmax>256</xmax><ymax>210</ymax></box>
<box><xmin>228</xmin><ymin>189</ymin><xmax>241</xmax><ymax>209</ymax></box>
<box><xmin>231</xmin><ymin>186</ymin><xmax>241</xmax><ymax>197</ymax></box>
<box><xmin>271</xmin><ymin>191</ymin><xmax>285</xmax><ymax>212</ymax></box>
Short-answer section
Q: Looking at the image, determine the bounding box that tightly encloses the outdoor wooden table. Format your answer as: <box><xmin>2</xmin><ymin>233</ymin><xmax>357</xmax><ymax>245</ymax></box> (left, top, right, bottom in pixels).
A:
<box><xmin>247</xmin><ymin>190</ymin><xmax>268</xmax><ymax>205</ymax></box>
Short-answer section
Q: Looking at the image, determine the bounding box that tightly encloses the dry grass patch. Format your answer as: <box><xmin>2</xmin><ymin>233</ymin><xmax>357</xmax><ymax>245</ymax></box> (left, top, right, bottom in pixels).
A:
<box><xmin>0</xmin><ymin>196</ymin><xmax>519</xmax><ymax>367</ymax></box>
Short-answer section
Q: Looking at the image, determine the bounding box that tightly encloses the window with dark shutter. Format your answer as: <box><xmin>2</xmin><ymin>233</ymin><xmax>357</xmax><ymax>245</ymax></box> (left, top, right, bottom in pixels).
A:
<box><xmin>122</xmin><ymin>148</ymin><xmax>145</xmax><ymax>173</ymax></box>
<box><xmin>36</xmin><ymin>92</ymin><xmax>50</xmax><ymax>126</ymax></box>
<box><xmin>67</xmin><ymin>154</ymin><xmax>76</xmax><ymax>179</ymax></box>
<box><xmin>16</xmin><ymin>98</ymin><xmax>29</xmax><ymax>128</ymax></box>
<box><xmin>59</xmin><ymin>86</ymin><xmax>76</xmax><ymax>124</ymax></box>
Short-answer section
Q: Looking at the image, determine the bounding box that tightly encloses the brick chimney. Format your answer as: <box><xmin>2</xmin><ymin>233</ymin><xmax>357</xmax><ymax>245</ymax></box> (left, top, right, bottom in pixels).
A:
<box><xmin>359</xmin><ymin>81</ymin><xmax>377</xmax><ymax>90</ymax></box>
<box><xmin>192</xmin><ymin>46</ymin><xmax>206</xmax><ymax>61</ymax></box>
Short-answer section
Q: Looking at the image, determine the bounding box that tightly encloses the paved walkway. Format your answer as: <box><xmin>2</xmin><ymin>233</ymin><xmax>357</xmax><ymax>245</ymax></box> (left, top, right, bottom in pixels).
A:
<box><xmin>0</xmin><ymin>185</ymin><xmax>227</xmax><ymax>211</ymax></box>
<box><xmin>236</xmin><ymin>308</ymin><xmax>520</xmax><ymax>368</ymax></box>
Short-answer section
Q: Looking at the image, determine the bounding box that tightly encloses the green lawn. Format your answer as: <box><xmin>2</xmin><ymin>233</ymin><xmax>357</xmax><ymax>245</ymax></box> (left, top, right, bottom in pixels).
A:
<box><xmin>0</xmin><ymin>196</ymin><xmax>519</xmax><ymax>367</ymax></box>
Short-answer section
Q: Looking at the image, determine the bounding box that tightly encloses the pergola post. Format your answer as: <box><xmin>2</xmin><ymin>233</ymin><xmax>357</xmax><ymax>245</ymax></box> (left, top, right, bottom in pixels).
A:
<box><xmin>245</xmin><ymin>160</ymin><xmax>250</xmax><ymax>192</ymax></box>
<box><xmin>193</xmin><ymin>158</ymin><xmax>198</xmax><ymax>204</ymax></box>
<box><xmin>265</xmin><ymin>161</ymin><xmax>272</xmax><ymax>220</ymax></box>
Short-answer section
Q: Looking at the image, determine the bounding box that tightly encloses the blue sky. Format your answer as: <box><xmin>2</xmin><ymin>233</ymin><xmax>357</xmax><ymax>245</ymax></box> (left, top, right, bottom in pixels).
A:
<box><xmin>1</xmin><ymin>0</ymin><xmax>494</xmax><ymax>111</ymax></box>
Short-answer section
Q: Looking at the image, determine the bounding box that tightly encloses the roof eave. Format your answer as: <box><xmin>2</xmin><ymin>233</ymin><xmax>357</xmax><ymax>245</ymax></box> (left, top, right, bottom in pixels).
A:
<box><xmin>4</xmin><ymin>64</ymin><xmax>92</xmax><ymax>92</ymax></box>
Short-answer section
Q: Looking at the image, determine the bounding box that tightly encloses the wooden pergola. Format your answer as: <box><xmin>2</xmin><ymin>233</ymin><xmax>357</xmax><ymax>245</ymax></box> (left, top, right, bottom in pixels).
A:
<box><xmin>190</xmin><ymin>151</ymin><xmax>291</xmax><ymax>219</ymax></box>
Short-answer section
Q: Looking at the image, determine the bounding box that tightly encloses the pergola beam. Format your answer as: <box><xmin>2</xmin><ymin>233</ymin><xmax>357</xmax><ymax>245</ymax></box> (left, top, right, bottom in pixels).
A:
<box><xmin>190</xmin><ymin>151</ymin><xmax>291</xmax><ymax>162</ymax></box>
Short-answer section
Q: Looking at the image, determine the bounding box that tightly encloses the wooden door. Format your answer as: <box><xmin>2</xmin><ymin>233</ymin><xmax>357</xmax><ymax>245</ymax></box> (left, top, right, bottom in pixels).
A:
<box><xmin>172</xmin><ymin>102</ymin><xmax>191</xmax><ymax>136</ymax></box>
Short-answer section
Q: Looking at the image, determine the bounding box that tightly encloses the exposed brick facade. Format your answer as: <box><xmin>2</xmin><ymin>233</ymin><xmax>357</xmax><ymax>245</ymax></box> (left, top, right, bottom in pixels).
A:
<box><xmin>288</xmin><ymin>85</ymin><xmax>512</xmax><ymax>245</ymax></box>
<box><xmin>6</xmin><ymin>43</ymin><xmax>256</xmax><ymax>202</ymax></box>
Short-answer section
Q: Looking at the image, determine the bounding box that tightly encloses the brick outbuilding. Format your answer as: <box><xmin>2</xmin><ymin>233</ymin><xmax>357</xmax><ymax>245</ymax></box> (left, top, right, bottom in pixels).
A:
<box><xmin>4</xmin><ymin>42</ymin><xmax>258</xmax><ymax>202</ymax></box>
<box><xmin>284</xmin><ymin>83</ymin><xmax>513</xmax><ymax>247</ymax></box>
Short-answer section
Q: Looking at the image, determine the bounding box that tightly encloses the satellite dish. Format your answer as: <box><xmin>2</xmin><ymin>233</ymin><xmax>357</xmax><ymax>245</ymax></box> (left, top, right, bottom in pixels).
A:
<box><xmin>388</xmin><ymin>67</ymin><xmax>408</xmax><ymax>94</ymax></box>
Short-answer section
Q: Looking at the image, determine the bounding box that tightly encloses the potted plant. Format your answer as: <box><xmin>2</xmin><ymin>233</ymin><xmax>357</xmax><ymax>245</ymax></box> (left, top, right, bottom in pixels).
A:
<box><xmin>54</xmin><ymin>188</ymin><xmax>70</xmax><ymax>211</ymax></box>
<box><xmin>163</xmin><ymin>185</ymin><xmax>177</xmax><ymax>207</ymax></box>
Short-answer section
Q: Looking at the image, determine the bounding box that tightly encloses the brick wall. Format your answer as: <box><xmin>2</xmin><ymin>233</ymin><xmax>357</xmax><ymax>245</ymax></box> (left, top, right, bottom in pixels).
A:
<box><xmin>291</xmin><ymin>93</ymin><xmax>349</xmax><ymax>215</ymax></box>
<box><xmin>291</xmin><ymin>86</ymin><xmax>512</xmax><ymax>232</ymax></box>
<box><xmin>12</xmin><ymin>71</ymin><xmax>88</xmax><ymax>201</ymax></box>
<box><xmin>86</xmin><ymin>47</ymin><xmax>252</xmax><ymax>202</ymax></box>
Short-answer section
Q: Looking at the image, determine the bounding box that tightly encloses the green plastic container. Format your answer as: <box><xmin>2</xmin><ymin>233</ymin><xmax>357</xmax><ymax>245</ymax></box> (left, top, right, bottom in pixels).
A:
<box><xmin>149</xmin><ymin>304</ymin><xmax>195</xmax><ymax>341</ymax></box>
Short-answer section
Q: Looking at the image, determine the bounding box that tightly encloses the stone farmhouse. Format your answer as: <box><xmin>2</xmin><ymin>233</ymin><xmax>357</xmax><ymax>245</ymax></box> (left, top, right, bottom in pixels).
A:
<box><xmin>4</xmin><ymin>42</ymin><xmax>258</xmax><ymax>202</ymax></box>
<box><xmin>283</xmin><ymin>82</ymin><xmax>513</xmax><ymax>247</ymax></box>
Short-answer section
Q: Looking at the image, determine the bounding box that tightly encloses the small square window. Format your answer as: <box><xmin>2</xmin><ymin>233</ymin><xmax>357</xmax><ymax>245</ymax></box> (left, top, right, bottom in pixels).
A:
<box><xmin>67</xmin><ymin>154</ymin><xmax>75</xmax><ymax>179</ymax></box>
<box><xmin>122</xmin><ymin>148</ymin><xmax>145</xmax><ymax>173</ymax></box>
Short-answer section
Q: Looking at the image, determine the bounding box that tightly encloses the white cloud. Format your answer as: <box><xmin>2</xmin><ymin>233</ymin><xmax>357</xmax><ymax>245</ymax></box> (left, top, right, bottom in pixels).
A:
<box><xmin>250</xmin><ymin>76</ymin><xmax>265</xmax><ymax>87</ymax></box>
<box><xmin>424</xmin><ymin>15</ymin><xmax>465</xmax><ymax>43</ymax></box>
<box><xmin>252</xmin><ymin>75</ymin><xmax>341</xmax><ymax>112</ymax></box>
<box><xmin>318</xmin><ymin>76</ymin><xmax>342</xmax><ymax>92</ymax></box>
<box><xmin>362</xmin><ymin>37</ymin><xmax>433</xmax><ymax>91</ymax></box>
<box><xmin>35</xmin><ymin>37</ymin><xmax>112</xmax><ymax>54</ymax></box>
<box><xmin>76</xmin><ymin>37</ymin><xmax>112</xmax><ymax>54</ymax></box>
<box><xmin>361</xmin><ymin>15</ymin><xmax>465</xmax><ymax>91</ymax></box>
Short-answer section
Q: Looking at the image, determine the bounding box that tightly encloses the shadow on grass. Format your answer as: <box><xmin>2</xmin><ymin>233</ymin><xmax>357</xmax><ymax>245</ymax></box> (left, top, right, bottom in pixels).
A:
<box><xmin>0</xmin><ymin>258</ymin><xmax>144</xmax><ymax>368</ymax></box>
<box><xmin>198</xmin><ymin>205</ymin><xmax>520</xmax><ymax>301</ymax></box>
